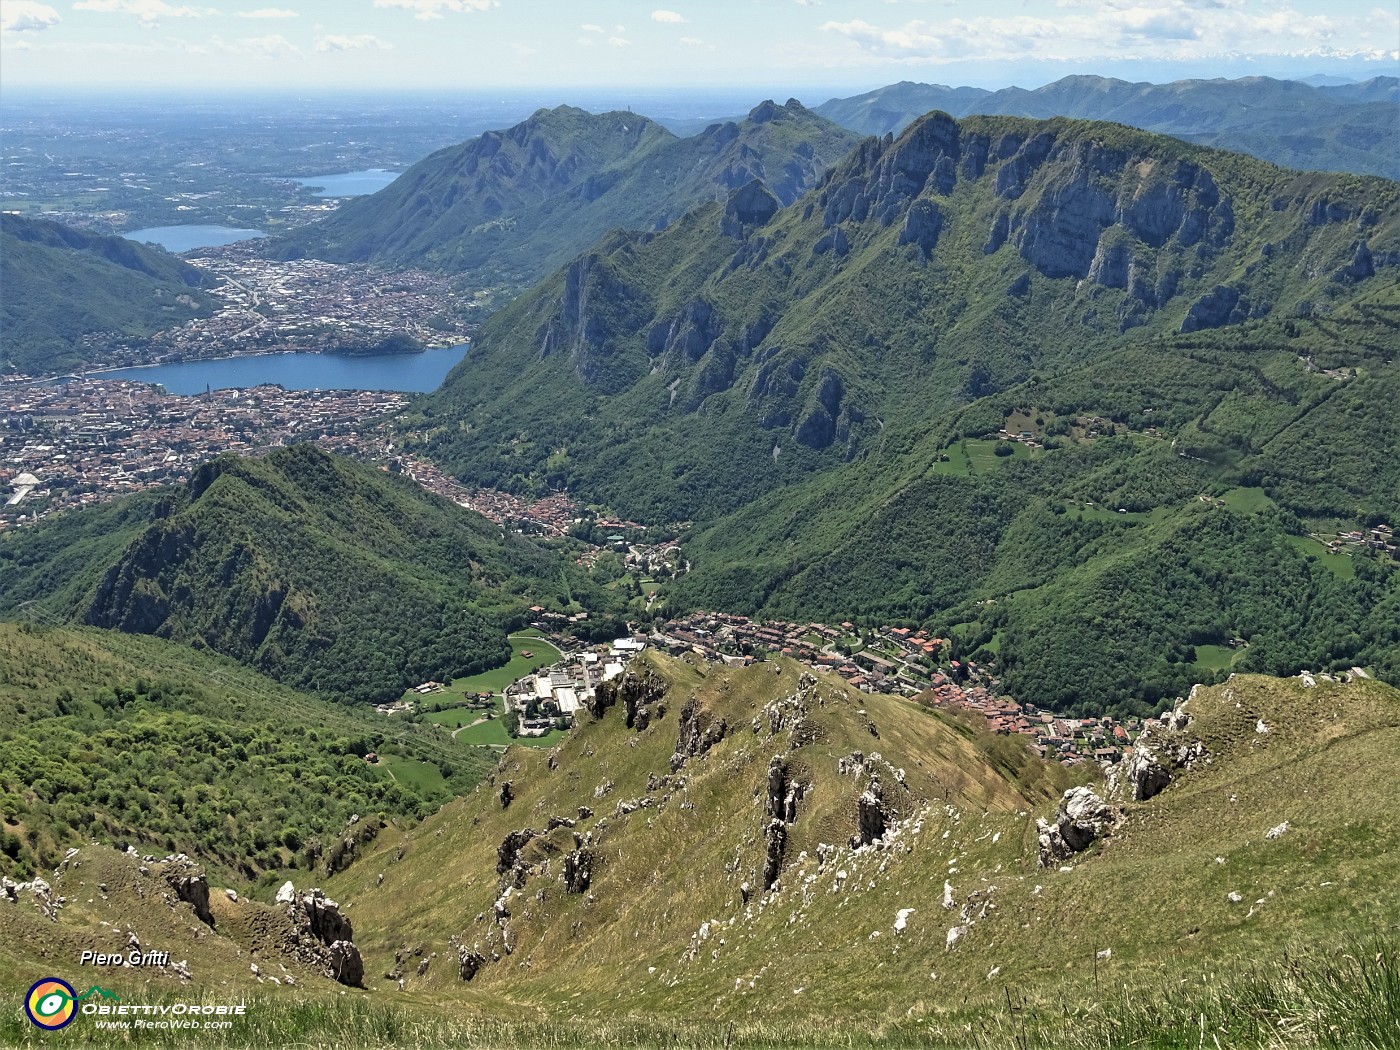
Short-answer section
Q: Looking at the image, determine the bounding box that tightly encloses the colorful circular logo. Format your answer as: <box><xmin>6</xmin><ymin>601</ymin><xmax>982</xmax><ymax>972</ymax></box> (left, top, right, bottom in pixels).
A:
<box><xmin>25</xmin><ymin>978</ymin><xmax>77</xmax><ymax>1030</ymax></box>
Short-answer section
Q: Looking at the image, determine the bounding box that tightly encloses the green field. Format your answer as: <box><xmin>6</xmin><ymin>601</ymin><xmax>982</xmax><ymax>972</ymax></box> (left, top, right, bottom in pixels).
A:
<box><xmin>966</xmin><ymin>438</ymin><xmax>1031</xmax><ymax>472</ymax></box>
<box><xmin>1219</xmin><ymin>486</ymin><xmax>1276</xmax><ymax>514</ymax></box>
<box><xmin>933</xmin><ymin>439</ymin><xmax>1036</xmax><ymax>475</ymax></box>
<box><xmin>1192</xmin><ymin>643</ymin><xmax>1240</xmax><ymax>673</ymax></box>
<box><xmin>932</xmin><ymin>444</ymin><xmax>971</xmax><ymax>475</ymax></box>
<box><xmin>402</xmin><ymin>632</ymin><xmax>561</xmax><ymax>705</ymax></box>
<box><xmin>1286</xmin><ymin>534</ymin><xmax>1357</xmax><ymax>580</ymax></box>
<box><xmin>422</xmin><ymin>705</ymin><xmax>492</xmax><ymax>728</ymax></box>
<box><xmin>380</xmin><ymin>754</ymin><xmax>449</xmax><ymax>793</ymax></box>
<box><xmin>454</xmin><ymin>718</ymin><xmax>570</xmax><ymax>748</ymax></box>
<box><xmin>1071</xmin><ymin>502</ymin><xmax>1147</xmax><ymax>522</ymax></box>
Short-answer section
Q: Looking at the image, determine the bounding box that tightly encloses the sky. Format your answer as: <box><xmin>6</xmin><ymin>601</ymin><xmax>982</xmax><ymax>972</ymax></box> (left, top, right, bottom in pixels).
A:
<box><xmin>1</xmin><ymin>0</ymin><xmax>1397</xmax><ymax>96</ymax></box>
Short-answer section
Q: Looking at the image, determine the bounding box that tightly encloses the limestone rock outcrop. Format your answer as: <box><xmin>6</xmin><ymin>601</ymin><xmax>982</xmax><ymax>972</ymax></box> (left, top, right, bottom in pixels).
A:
<box><xmin>589</xmin><ymin>665</ymin><xmax>667</xmax><ymax>727</ymax></box>
<box><xmin>1106</xmin><ymin>695</ymin><xmax>1209</xmax><ymax>802</ymax></box>
<box><xmin>670</xmin><ymin>694</ymin><xmax>727</xmax><ymax>772</ymax></box>
<box><xmin>1037</xmin><ymin>786</ymin><xmax>1122</xmax><ymax>867</ymax></box>
<box><xmin>159</xmin><ymin>857</ymin><xmax>214</xmax><ymax>928</ymax></box>
<box><xmin>721</xmin><ymin>180</ymin><xmax>780</xmax><ymax>238</ymax></box>
<box><xmin>279</xmin><ymin>885</ymin><xmax>364</xmax><ymax>987</ymax></box>
<box><xmin>853</xmin><ymin>774</ymin><xmax>889</xmax><ymax>848</ymax></box>
<box><xmin>458</xmin><ymin>946</ymin><xmax>486</xmax><ymax>981</ymax></box>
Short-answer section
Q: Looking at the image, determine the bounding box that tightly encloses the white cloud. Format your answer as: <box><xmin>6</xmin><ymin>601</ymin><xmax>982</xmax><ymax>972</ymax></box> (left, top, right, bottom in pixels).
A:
<box><xmin>314</xmin><ymin>32</ymin><xmax>391</xmax><ymax>51</ymax></box>
<box><xmin>679</xmin><ymin>35</ymin><xmax>702</xmax><ymax>45</ymax></box>
<box><xmin>1</xmin><ymin>1</ymin><xmax>61</xmax><ymax>33</ymax></box>
<box><xmin>651</xmin><ymin>9</ymin><xmax>686</xmax><ymax>23</ymax></box>
<box><xmin>372</xmin><ymin>0</ymin><xmax>496</xmax><ymax>19</ymax></box>
<box><xmin>580</xmin><ymin>22</ymin><xmax>603</xmax><ymax>33</ymax></box>
<box><xmin>609</xmin><ymin>34</ymin><xmax>629</xmax><ymax>47</ymax></box>
<box><xmin>819</xmin><ymin>3</ymin><xmax>1396</xmax><ymax>65</ymax></box>
<box><xmin>211</xmin><ymin>31</ymin><xmax>300</xmax><ymax>56</ymax></box>
<box><xmin>234</xmin><ymin>7</ymin><xmax>298</xmax><ymax>18</ymax></box>
<box><xmin>71</xmin><ymin>0</ymin><xmax>212</xmax><ymax>25</ymax></box>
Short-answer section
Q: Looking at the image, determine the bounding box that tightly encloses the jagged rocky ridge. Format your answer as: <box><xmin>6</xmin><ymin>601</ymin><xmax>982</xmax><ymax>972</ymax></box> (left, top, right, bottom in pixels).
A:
<box><xmin>418</xmin><ymin>111</ymin><xmax>1399</xmax><ymax>521</ymax></box>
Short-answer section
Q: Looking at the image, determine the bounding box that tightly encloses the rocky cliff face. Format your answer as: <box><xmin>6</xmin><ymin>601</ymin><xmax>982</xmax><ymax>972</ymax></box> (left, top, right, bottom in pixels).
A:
<box><xmin>422</xmin><ymin>109</ymin><xmax>1398</xmax><ymax>524</ymax></box>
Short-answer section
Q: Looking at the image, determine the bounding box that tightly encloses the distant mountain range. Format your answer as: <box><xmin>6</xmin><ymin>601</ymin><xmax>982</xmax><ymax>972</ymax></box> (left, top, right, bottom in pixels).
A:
<box><xmin>274</xmin><ymin>100</ymin><xmax>861</xmax><ymax>294</ymax></box>
<box><xmin>0</xmin><ymin>214</ymin><xmax>215</xmax><ymax>374</ymax></box>
<box><xmin>811</xmin><ymin>74</ymin><xmax>1399</xmax><ymax>180</ymax></box>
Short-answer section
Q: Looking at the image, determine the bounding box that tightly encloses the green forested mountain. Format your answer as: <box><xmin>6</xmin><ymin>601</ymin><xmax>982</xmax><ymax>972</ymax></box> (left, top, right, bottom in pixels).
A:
<box><xmin>814</xmin><ymin>74</ymin><xmax>1400</xmax><ymax>179</ymax></box>
<box><xmin>274</xmin><ymin>100</ymin><xmax>861</xmax><ymax>291</ymax></box>
<box><xmin>670</xmin><ymin>290</ymin><xmax>1400</xmax><ymax>714</ymax></box>
<box><xmin>0</xmin><ymin>213</ymin><xmax>215</xmax><ymax>373</ymax></box>
<box><xmin>0</xmin><ymin>621</ymin><xmax>494</xmax><ymax>883</ymax></box>
<box><xmin>0</xmin><ymin>446</ymin><xmax>616</xmax><ymax>703</ymax></box>
<box><xmin>411</xmin><ymin>112</ymin><xmax>1397</xmax><ymax>519</ymax></box>
<box><xmin>402</xmin><ymin>112</ymin><xmax>1398</xmax><ymax>713</ymax></box>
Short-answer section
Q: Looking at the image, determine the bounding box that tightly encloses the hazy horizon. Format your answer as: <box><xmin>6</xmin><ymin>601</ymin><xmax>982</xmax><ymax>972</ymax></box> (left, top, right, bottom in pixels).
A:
<box><xmin>2</xmin><ymin>0</ymin><xmax>1396</xmax><ymax>96</ymax></box>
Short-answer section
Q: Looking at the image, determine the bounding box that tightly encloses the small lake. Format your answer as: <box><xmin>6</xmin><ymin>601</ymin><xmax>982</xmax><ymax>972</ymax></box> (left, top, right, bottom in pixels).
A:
<box><xmin>293</xmin><ymin>169</ymin><xmax>401</xmax><ymax>197</ymax></box>
<box><xmin>98</xmin><ymin>343</ymin><xmax>469</xmax><ymax>395</ymax></box>
<box><xmin>124</xmin><ymin>225</ymin><xmax>267</xmax><ymax>253</ymax></box>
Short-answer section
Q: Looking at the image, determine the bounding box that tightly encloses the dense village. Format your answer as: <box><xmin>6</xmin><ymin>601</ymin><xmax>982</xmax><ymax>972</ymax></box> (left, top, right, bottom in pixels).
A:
<box><xmin>74</xmin><ymin>243</ymin><xmax>475</xmax><ymax>369</ymax></box>
<box><xmin>0</xmin><ymin>377</ymin><xmax>406</xmax><ymax>526</ymax></box>
<box><xmin>391</xmin><ymin>607</ymin><xmax>1147</xmax><ymax>771</ymax></box>
<box><xmin>646</xmin><ymin>612</ymin><xmax>1140</xmax><ymax>765</ymax></box>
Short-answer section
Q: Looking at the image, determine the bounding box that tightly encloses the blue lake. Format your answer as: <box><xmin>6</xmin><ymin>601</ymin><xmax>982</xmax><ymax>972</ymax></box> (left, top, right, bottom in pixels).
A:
<box><xmin>124</xmin><ymin>225</ymin><xmax>267</xmax><ymax>253</ymax></box>
<box><xmin>98</xmin><ymin>344</ymin><xmax>469</xmax><ymax>394</ymax></box>
<box><xmin>293</xmin><ymin>169</ymin><xmax>401</xmax><ymax>197</ymax></box>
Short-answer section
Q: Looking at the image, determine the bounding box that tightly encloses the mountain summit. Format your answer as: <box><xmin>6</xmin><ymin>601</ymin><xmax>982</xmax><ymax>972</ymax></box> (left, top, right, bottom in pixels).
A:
<box><xmin>413</xmin><ymin>110</ymin><xmax>1397</xmax><ymax>519</ymax></box>
<box><xmin>275</xmin><ymin>101</ymin><xmax>861</xmax><ymax>293</ymax></box>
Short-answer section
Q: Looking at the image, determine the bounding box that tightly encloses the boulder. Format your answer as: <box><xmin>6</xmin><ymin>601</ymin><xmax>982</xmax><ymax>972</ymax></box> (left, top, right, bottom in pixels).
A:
<box><xmin>327</xmin><ymin>940</ymin><xmax>364</xmax><ymax>988</ymax></box>
<box><xmin>458</xmin><ymin>947</ymin><xmax>486</xmax><ymax>981</ymax></box>
<box><xmin>1037</xmin><ymin>786</ymin><xmax>1121</xmax><ymax>867</ymax></box>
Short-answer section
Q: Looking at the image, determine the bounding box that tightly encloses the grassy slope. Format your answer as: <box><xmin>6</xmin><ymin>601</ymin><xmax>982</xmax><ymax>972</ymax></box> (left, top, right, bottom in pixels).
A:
<box><xmin>312</xmin><ymin>655</ymin><xmax>1400</xmax><ymax>1044</ymax></box>
<box><xmin>0</xmin><ymin>655</ymin><xmax>1394</xmax><ymax>1047</ymax></box>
